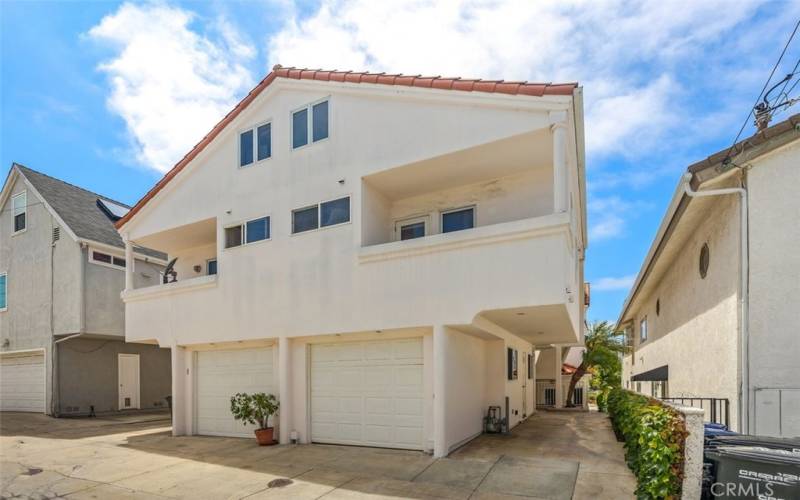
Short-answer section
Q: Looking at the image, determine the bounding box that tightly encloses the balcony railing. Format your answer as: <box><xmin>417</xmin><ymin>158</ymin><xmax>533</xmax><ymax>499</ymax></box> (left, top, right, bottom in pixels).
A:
<box><xmin>661</xmin><ymin>397</ymin><xmax>730</xmax><ymax>428</ymax></box>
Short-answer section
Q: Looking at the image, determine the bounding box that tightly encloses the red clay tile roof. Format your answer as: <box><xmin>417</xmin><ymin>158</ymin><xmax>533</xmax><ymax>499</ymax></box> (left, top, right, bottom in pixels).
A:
<box><xmin>116</xmin><ymin>65</ymin><xmax>578</xmax><ymax>229</ymax></box>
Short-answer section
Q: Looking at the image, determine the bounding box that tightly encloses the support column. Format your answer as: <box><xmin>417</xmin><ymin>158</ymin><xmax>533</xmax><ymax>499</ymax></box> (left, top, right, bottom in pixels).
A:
<box><xmin>433</xmin><ymin>325</ymin><xmax>448</xmax><ymax>458</ymax></box>
<box><xmin>124</xmin><ymin>238</ymin><xmax>134</xmax><ymax>291</ymax></box>
<box><xmin>550</xmin><ymin>111</ymin><xmax>568</xmax><ymax>214</ymax></box>
<box><xmin>553</xmin><ymin>345</ymin><xmax>564</xmax><ymax>408</ymax></box>
<box><xmin>170</xmin><ymin>344</ymin><xmax>187</xmax><ymax>436</ymax></box>
<box><xmin>278</xmin><ymin>336</ymin><xmax>291</xmax><ymax>444</ymax></box>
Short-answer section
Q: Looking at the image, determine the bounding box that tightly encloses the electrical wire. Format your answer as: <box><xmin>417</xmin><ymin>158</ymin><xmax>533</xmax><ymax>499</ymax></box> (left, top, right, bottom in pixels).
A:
<box><xmin>722</xmin><ymin>18</ymin><xmax>800</xmax><ymax>165</ymax></box>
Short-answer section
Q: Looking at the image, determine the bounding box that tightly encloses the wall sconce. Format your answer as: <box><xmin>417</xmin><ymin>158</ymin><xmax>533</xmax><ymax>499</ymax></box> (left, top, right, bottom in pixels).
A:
<box><xmin>193</xmin><ymin>265</ymin><xmax>202</xmax><ymax>273</ymax></box>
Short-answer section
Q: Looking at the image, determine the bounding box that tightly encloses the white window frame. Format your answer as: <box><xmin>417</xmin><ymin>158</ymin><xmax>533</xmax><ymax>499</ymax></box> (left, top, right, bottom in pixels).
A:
<box><xmin>224</xmin><ymin>215</ymin><xmax>271</xmax><ymax>250</ymax></box>
<box><xmin>206</xmin><ymin>258</ymin><xmax>217</xmax><ymax>275</ymax></box>
<box><xmin>640</xmin><ymin>316</ymin><xmax>648</xmax><ymax>343</ymax></box>
<box><xmin>393</xmin><ymin>214</ymin><xmax>429</xmax><ymax>242</ymax></box>
<box><xmin>88</xmin><ymin>248</ymin><xmax>126</xmax><ymax>271</ymax></box>
<box><xmin>291</xmin><ymin>97</ymin><xmax>330</xmax><ymax>151</ymax></box>
<box><xmin>440</xmin><ymin>205</ymin><xmax>477</xmax><ymax>234</ymax></box>
<box><xmin>11</xmin><ymin>191</ymin><xmax>27</xmax><ymax>235</ymax></box>
<box><xmin>238</xmin><ymin>119</ymin><xmax>273</xmax><ymax>169</ymax></box>
<box><xmin>291</xmin><ymin>195</ymin><xmax>351</xmax><ymax>235</ymax></box>
<box><xmin>0</xmin><ymin>271</ymin><xmax>7</xmax><ymax>312</ymax></box>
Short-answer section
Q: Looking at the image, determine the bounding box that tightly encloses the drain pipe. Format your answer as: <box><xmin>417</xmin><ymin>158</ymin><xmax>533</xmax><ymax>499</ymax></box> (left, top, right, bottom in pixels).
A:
<box><xmin>681</xmin><ymin>173</ymin><xmax>749</xmax><ymax>434</ymax></box>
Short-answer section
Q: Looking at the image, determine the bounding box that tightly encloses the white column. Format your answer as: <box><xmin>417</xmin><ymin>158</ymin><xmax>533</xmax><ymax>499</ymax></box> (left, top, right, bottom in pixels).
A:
<box><xmin>278</xmin><ymin>336</ymin><xmax>291</xmax><ymax>444</ymax></box>
<box><xmin>433</xmin><ymin>325</ymin><xmax>448</xmax><ymax>458</ymax></box>
<box><xmin>124</xmin><ymin>238</ymin><xmax>134</xmax><ymax>291</ymax></box>
<box><xmin>170</xmin><ymin>344</ymin><xmax>187</xmax><ymax>436</ymax></box>
<box><xmin>550</xmin><ymin>111</ymin><xmax>568</xmax><ymax>214</ymax></box>
<box><xmin>553</xmin><ymin>345</ymin><xmax>564</xmax><ymax>408</ymax></box>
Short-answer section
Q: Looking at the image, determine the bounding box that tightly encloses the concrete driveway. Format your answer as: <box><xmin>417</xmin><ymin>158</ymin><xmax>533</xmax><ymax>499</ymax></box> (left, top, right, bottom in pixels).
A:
<box><xmin>0</xmin><ymin>410</ymin><xmax>635</xmax><ymax>499</ymax></box>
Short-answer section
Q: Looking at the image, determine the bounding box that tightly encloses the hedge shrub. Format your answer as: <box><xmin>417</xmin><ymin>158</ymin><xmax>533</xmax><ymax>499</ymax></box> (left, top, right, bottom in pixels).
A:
<box><xmin>607</xmin><ymin>388</ymin><xmax>688</xmax><ymax>499</ymax></box>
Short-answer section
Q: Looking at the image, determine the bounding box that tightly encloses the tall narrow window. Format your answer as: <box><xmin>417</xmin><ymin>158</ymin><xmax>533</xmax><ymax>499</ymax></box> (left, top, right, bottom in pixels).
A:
<box><xmin>640</xmin><ymin>317</ymin><xmax>648</xmax><ymax>342</ymax></box>
<box><xmin>240</xmin><ymin>122</ymin><xmax>271</xmax><ymax>167</ymax></box>
<box><xmin>293</xmin><ymin>99</ymin><xmax>329</xmax><ymax>149</ymax></box>
<box><xmin>0</xmin><ymin>272</ymin><xmax>7</xmax><ymax>310</ymax></box>
<box><xmin>312</xmin><ymin>100</ymin><xmax>329</xmax><ymax>141</ymax></box>
<box><xmin>12</xmin><ymin>192</ymin><xmax>26</xmax><ymax>233</ymax></box>
<box><xmin>207</xmin><ymin>259</ymin><xmax>217</xmax><ymax>275</ymax></box>
<box><xmin>257</xmin><ymin>123</ymin><xmax>271</xmax><ymax>161</ymax></box>
<box><xmin>292</xmin><ymin>109</ymin><xmax>308</xmax><ymax>149</ymax></box>
<box><xmin>239</xmin><ymin>130</ymin><xmax>254</xmax><ymax>167</ymax></box>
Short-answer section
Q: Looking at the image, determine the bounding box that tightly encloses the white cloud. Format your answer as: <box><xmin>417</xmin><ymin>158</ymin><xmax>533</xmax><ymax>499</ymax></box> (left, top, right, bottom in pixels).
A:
<box><xmin>593</xmin><ymin>274</ymin><xmax>636</xmax><ymax>291</ymax></box>
<box><xmin>88</xmin><ymin>2</ymin><xmax>255</xmax><ymax>173</ymax></box>
<box><xmin>588</xmin><ymin>196</ymin><xmax>650</xmax><ymax>241</ymax></box>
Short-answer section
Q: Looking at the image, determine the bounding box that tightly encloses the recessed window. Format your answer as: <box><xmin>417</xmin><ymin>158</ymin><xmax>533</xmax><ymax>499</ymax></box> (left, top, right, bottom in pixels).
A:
<box><xmin>441</xmin><ymin>206</ymin><xmax>475</xmax><ymax>233</ymax></box>
<box><xmin>292</xmin><ymin>99</ymin><xmax>329</xmax><ymax>149</ymax></box>
<box><xmin>699</xmin><ymin>243</ymin><xmax>710</xmax><ymax>279</ymax></box>
<box><xmin>12</xmin><ymin>191</ymin><xmax>26</xmax><ymax>233</ymax></box>
<box><xmin>207</xmin><ymin>259</ymin><xmax>217</xmax><ymax>275</ymax></box>
<box><xmin>90</xmin><ymin>250</ymin><xmax>125</xmax><ymax>270</ymax></box>
<box><xmin>225</xmin><ymin>216</ymin><xmax>270</xmax><ymax>249</ymax></box>
<box><xmin>239</xmin><ymin>122</ymin><xmax>271</xmax><ymax>167</ymax></box>
<box><xmin>656</xmin><ymin>299</ymin><xmax>660</xmax><ymax>316</ymax></box>
<box><xmin>640</xmin><ymin>316</ymin><xmax>648</xmax><ymax>342</ymax></box>
<box><xmin>0</xmin><ymin>272</ymin><xmax>7</xmax><ymax>310</ymax></box>
<box><xmin>292</xmin><ymin>197</ymin><xmax>350</xmax><ymax>234</ymax></box>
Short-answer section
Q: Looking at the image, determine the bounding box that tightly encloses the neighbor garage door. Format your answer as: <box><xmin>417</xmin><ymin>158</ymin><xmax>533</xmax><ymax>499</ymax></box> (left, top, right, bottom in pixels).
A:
<box><xmin>0</xmin><ymin>351</ymin><xmax>46</xmax><ymax>413</ymax></box>
<box><xmin>195</xmin><ymin>347</ymin><xmax>275</xmax><ymax>437</ymax></box>
<box><xmin>310</xmin><ymin>338</ymin><xmax>424</xmax><ymax>450</ymax></box>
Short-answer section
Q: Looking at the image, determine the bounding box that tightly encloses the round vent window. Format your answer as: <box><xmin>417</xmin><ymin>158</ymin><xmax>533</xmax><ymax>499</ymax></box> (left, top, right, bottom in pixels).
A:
<box><xmin>699</xmin><ymin>243</ymin><xmax>710</xmax><ymax>279</ymax></box>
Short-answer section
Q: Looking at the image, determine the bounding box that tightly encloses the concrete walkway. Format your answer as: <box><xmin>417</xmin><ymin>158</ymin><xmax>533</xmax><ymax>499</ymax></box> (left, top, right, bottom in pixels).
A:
<box><xmin>0</xmin><ymin>410</ymin><xmax>635</xmax><ymax>499</ymax></box>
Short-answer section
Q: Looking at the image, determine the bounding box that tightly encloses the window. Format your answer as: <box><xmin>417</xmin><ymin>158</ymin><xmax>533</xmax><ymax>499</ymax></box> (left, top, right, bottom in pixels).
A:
<box><xmin>12</xmin><ymin>192</ymin><xmax>26</xmax><ymax>233</ymax></box>
<box><xmin>0</xmin><ymin>272</ymin><xmax>6</xmax><ymax>311</ymax></box>
<box><xmin>292</xmin><ymin>197</ymin><xmax>350</xmax><ymax>234</ymax></box>
<box><xmin>640</xmin><ymin>316</ymin><xmax>648</xmax><ymax>342</ymax></box>
<box><xmin>292</xmin><ymin>99</ymin><xmax>329</xmax><ymax>149</ymax></box>
<box><xmin>239</xmin><ymin>122</ymin><xmax>271</xmax><ymax>167</ymax></box>
<box><xmin>225</xmin><ymin>216</ymin><xmax>270</xmax><ymax>248</ymax></box>
<box><xmin>90</xmin><ymin>250</ymin><xmax>125</xmax><ymax>270</ymax></box>
<box><xmin>441</xmin><ymin>206</ymin><xmax>475</xmax><ymax>233</ymax></box>
<box><xmin>656</xmin><ymin>298</ymin><xmax>661</xmax><ymax>316</ymax></box>
<box><xmin>699</xmin><ymin>243</ymin><xmax>710</xmax><ymax>279</ymax></box>
<box><xmin>207</xmin><ymin>259</ymin><xmax>217</xmax><ymax>275</ymax></box>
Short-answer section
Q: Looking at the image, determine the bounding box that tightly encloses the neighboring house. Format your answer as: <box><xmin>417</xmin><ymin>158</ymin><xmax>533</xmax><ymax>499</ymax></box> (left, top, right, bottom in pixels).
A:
<box><xmin>617</xmin><ymin>114</ymin><xmax>800</xmax><ymax>437</ymax></box>
<box><xmin>535</xmin><ymin>346</ymin><xmax>589</xmax><ymax>409</ymax></box>
<box><xmin>116</xmin><ymin>66</ymin><xmax>588</xmax><ymax>457</ymax></box>
<box><xmin>0</xmin><ymin>164</ymin><xmax>171</xmax><ymax>416</ymax></box>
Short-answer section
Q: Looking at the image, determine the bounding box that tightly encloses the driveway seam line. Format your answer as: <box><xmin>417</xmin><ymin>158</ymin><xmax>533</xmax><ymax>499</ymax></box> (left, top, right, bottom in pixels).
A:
<box><xmin>409</xmin><ymin>457</ymin><xmax>439</xmax><ymax>482</ymax></box>
<box><xmin>467</xmin><ymin>454</ymin><xmax>503</xmax><ymax>499</ymax></box>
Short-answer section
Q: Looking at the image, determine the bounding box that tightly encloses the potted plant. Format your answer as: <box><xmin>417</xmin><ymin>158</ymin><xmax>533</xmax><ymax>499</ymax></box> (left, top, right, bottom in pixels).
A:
<box><xmin>230</xmin><ymin>392</ymin><xmax>279</xmax><ymax>445</ymax></box>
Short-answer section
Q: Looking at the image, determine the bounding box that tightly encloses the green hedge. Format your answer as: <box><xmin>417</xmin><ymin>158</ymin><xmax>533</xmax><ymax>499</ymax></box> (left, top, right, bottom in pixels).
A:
<box><xmin>607</xmin><ymin>388</ymin><xmax>687</xmax><ymax>499</ymax></box>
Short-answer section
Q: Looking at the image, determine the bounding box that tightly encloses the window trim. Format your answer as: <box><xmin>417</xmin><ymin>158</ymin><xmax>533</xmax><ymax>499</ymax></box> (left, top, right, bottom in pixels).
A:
<box><xmin>290</xmin><ymin>97</ymin><xmax>331</xmax><ymax>151</ymax></box>
<box><xmin>11</xmin><ymin>191</ymin><xmax>27</xmax><ymax>235</ymax></box>
<box><xmin>639</xmin><ymin>316</ymin><xmax>648</xmax><ymax>343</ymax></box>
<box><xmin>88</xmin><ymin>248</ymin><xmax>126</xmax><ymax>271</ymax></box>
<box><xmin>290</xmin><ymin>195</ymin><xmax>351</xmax><ymax>236</ymax></box>
<box><xmin>440</xmin><ymin>205</ymin><xmax>477</xmax><ymax>234</ymax></box>
<box><xmin>393</xmin><ymin>214</ymin><xmax>429</xmax><ymax>242</ymax></box>
<box><xmin>238</xmin><ymin>119</ymin><xmax>273</xmax><ymax>168</ymax></box>
<box><xmin>0</xmin><ymin>271</ymin><xmax>7</xmax><ymax>312</ymax></box>
<box><xmin>224</xmin><ymin>215</ymin><xmax>272</xmax><ymax>249</ymax></box>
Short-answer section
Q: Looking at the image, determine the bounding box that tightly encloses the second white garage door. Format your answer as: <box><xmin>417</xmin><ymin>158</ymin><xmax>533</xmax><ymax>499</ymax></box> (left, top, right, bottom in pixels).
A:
<box><xmin>310</xmin><ymin>338</ymin><xmax>424</xmax><ymax>450</ymax></box>
<box><xmin>0</xmin><ymin>351</ymin><xmax>46</xmax><ymax>413</ymax></box>
<box><xmin>195</xmin><ymin>348</ymin><xmax>275</xmax><ymax>437</ymax></box>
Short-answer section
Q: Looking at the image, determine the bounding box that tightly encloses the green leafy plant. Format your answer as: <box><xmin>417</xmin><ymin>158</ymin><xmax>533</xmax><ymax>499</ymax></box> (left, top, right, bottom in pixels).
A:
<box><xmin>607</xmin><ymin>388</ymin><xmax>687</xmax><ymax>499</ymax></box>
<box><xmin>230</xmin><ymin>392</ymin><xmax>279</xmax><ymax>430</ymax></box>
<box><xmin>568</xmin><ymin>321</ymin><xmax>627</xmax><ymax>407</ymax></box>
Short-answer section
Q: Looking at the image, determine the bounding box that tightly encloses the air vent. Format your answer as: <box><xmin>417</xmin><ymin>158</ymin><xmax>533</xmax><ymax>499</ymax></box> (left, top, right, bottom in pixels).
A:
<box><xmin>52</xmin><ymin>227</ymin><xmax>60</xmax><ymax>243</ymax></box>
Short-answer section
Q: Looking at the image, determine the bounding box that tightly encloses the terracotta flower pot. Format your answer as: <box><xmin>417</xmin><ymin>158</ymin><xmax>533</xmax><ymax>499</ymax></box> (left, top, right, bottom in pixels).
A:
<box><xmin>254</xmin><ymin>427</ymin><xmax>275</xmax><ymax>446</ymax></box>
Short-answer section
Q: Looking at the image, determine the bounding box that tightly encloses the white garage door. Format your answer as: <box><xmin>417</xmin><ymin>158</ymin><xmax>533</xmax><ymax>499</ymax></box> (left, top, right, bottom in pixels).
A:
<box><xmin>311</xmin><ymin>338</ymin><xmax>424</xmax><ymax>450</ymax></box>
<box><xmin>196</xmin><ymin>348</ymin><xmax>275</xmax><ymax>437</ymax></box>
<box><xmin>1</xmin><ymin>352</ymin><xmax>46</xmax><ymax>413</ymax></box>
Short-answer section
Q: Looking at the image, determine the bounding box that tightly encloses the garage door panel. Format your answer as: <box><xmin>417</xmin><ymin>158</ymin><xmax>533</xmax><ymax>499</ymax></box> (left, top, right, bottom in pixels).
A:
<box><xmin>1</xmin><ymin>353</ymin><xmax>45</xmax><ymax>413</ymax></box>
<box><xmin>196</xmin><ymin>348</ymin><xmax>274</xmax><ymax>438</ymax></box>
<box><xmin>310</xmin><ymin>338</ymin><xmax>424</xmax><ymax>450</ymax></box>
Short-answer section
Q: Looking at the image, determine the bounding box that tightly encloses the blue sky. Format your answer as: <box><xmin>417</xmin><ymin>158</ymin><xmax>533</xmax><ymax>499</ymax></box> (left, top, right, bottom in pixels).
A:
<box><xmin>2</xmin><ymin>0</ymin><xmax>800</xmax><ymax>323</ymax></box>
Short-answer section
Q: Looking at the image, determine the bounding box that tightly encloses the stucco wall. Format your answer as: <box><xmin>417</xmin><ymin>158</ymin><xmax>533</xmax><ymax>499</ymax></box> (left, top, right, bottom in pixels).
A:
<box><xmin>622</xmin><ymin>194</ymin><xmax>741</xmax><ymax>430</ymax></box>
<box><xmin>443</xmin><ymin>328</ymin><xmax>488</xmax><ymax>451</ymax></box>
<box><xmin>57</xmin><ymin>337</ymin><xmax>171</xmax><ymax>414</ymax></box>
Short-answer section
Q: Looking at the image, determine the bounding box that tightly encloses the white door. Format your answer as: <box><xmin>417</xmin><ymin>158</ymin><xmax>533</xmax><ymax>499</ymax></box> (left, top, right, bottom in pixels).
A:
<box><xmin>0</xmin><ymin>352</ymin><xmax>45</xmax><ymax>412</ymax></box>
<box><xmin>310</xmin><ymin>338</ymin><xmax>424</xmax><ymax>450</ymax></box>
<box><xmin>118</xmin><ymin>354</ymin><xmax>140</xmax><ymax>410</ymax></box>
<box><xmin>195</xmin><ymin>347</ymin><xmax>275</xmax><ymax>437</ymax></box>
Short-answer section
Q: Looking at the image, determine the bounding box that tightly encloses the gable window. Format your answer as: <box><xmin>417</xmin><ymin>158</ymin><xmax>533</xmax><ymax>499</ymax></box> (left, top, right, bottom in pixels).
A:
<box><xmin>90</xmin><ymin>250</ymin><xmax>126</xmax><ymax>270</ymax></box>
<box><xmin>12</xmin><ymin>191</ymin><xmax>26</xmax><ymax>233</ymax></box>
<box><xmin>441</xmin><ymin>206</ymin><xmax>475</xmax><ymax>233</ymax></box>
<box><xmin>292</xmin><ymin>196</ymin><xmax>350</xmax><ymax>234</ymax></box>
<box><xmin>292</xmin><ymin>99</ymin><xmax>329</xmax><ymax>149</ymax></box>
<box><xmin>0</xmin><ymin>272</ymin><xmax>6</xmax><ymax>311</ymax></box>
<box><xmin>225</xmin><ymin>216</ymin><xmax>270</xmax><ymax>249</ymax></box>
<box><xmin>239</xmin><ymin>122</ymin><xmax>272</xmax><ymax>167</ymax></box>
<box><xmin>207</xmin><ymin>259</ymin><xmax>217</xmax><ymax>275</ymax></box>
<box><xmin>640</xmin><ymin>316</ymin><xmax>648</xmax><ymax>342</ymax></box>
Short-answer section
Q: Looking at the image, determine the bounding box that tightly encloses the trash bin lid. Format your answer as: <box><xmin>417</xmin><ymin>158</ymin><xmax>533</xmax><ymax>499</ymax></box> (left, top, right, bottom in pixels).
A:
<box><xmin>708</xmin><ymin>446</ymin><xmax>800</xmax><ymax>466</ymax></box>
<box><xmin>707</xmin><ymin>435</ymin><xmax>800</xmax><ymax>453</ymax></box>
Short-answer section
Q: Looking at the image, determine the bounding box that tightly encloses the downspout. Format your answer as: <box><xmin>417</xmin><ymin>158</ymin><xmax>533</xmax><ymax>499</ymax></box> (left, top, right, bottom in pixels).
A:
<box><xmin>681</xmin><ymin>172</ymin><xmax>749</xmax><ymax>433</ymax></box>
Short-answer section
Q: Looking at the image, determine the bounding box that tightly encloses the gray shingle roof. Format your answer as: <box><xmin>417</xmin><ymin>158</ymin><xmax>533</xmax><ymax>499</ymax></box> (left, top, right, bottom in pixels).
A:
<box><xmin>15</xmin><ymin>164</ymin><xmax>165</xmax><ymax>260</ymax></box>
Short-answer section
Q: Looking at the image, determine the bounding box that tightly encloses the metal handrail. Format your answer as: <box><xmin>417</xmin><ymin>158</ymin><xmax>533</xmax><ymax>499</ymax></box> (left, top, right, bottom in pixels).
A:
<box><xmin>661</xmin><ymin>397</ymin><xmax>730</xmax><ymax>428</ymax></box>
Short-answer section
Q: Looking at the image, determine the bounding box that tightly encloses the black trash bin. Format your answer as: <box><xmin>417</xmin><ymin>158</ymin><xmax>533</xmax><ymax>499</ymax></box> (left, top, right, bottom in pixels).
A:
<box><xmin>704</xmin><ymin>445</ymin><xmax>800</xmax><ymax>499</ymax></box>
<box><xmin>707</xmin><ymin>435</ymin><xmax>800</xmax><ymax>453</ymax></box>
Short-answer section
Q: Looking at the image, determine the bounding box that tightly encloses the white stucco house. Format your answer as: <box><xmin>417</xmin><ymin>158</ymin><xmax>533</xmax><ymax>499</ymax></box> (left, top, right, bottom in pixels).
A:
<box><xmin>618</xmin><ymin>114</ymin><xmax>800</xmax><ymax>437</ymax></box>
<box><xmin>116</xmin><ymin>66</ymin><xmax>587</xmax><ymax>457</ymax></box>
